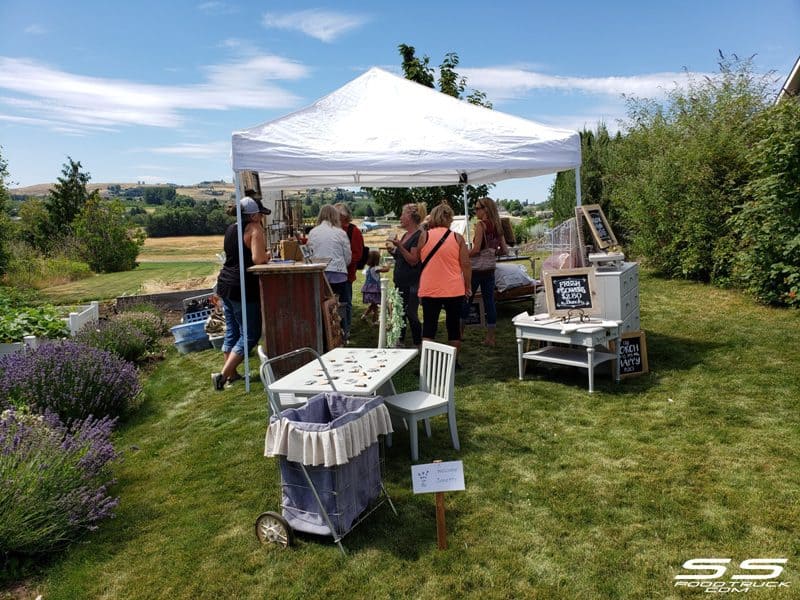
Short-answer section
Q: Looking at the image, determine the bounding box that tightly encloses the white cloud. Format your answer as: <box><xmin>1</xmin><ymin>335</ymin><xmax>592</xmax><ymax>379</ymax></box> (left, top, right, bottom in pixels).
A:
<box><xmin>24</xmin><ymin>24</ymin><xmax>46</xmax><ymax>35</ymax></box>
<box><xmin>262</xmin><ymin>9</ymin><xmax>368</xmax><ymax>42</ymax></box>
<box><xmin>460</xmin><ymin>66</ymin><xmax>712</xmax><ymax>102</ymax></box>
<box><xmin>197</xmin><ymin>2</ymin><xmax>237</xmax><ymax>15</ymax></box>
<box><xmin>0</xmin><ymin>55</ymin><xmax>309</xmax><ymax>133</ymax></box>
<box><xmin>149</xmin><ymin>142</ymin><xmax>230</xmax><ymax>158</ymax></box>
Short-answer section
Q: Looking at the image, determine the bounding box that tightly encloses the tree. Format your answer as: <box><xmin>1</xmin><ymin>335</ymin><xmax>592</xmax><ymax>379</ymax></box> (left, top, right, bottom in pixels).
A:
<box><xmin>46</xmin><ymin>157</ymin><xmax>90</xmax><ymax>236</ymax></box>
<box><xmin>368</xmin><ymin>45</ymin><xmax>493</xmax><ymax>217</ymax></box>
<box><xmin>0</xmin><ymin>146</ymin><xmax>12</xmax><ymax>275</ymax></box>
<box><xmin>73</xmin><ymin>192</ymin><xmax>145</xmax><ymax>272</ymax></box>
<box><xmin>549</xmin><ymin>124</ymin><xmax>618</xmax><ymax>225</ymax></box>
<box><xmin>17</xmin><ymin>198</ymin><xmax>52</xmax><ymax>252</ymax></box>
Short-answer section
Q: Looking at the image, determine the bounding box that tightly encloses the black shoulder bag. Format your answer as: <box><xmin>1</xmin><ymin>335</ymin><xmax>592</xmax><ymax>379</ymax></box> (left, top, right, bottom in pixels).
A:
<box><xmin>419</xmin><ymin>230</ymin><xmax>452</xmax><ymax>271</ymax></box>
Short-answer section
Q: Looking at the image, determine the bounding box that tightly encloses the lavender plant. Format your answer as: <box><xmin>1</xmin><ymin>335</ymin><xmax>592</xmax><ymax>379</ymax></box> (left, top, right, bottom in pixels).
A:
<box><xmin>75</xmin><ymin>318</ymin><xmax>150</xmax><ymax>363</ymax></box>
<box><xmin>0</xmin><ymin>408</ymin><xmax>119</xmax><ymax>555</ymax></box>
<box><xmin>112</xmin><ymin>311</ymin><xmax>167</xmax><ymax>351</ymax></box>
<box><xmin>0</xmin><ymin>340</ymin><xmax>141</xmax><ymax>422</ymax></box>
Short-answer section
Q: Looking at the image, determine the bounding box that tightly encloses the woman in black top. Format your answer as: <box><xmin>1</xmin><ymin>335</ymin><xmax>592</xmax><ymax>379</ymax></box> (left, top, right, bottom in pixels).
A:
<box><xmin>386</xmin><ymin>203</ymin><xmax>424</xmax><ymax>347</ymax></box>
<box><xmin>212</xmin><ymin>196</ymin><xmax>270</xmax><ymax>390</ymax></box>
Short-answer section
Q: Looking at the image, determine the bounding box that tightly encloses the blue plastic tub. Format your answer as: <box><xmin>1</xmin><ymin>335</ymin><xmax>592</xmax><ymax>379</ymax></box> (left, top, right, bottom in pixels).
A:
<box><xmin>174</xmin><ymin>336</ymin><xmax>211</xmax><ymax>354</ymax></box>
<box><xmin>170</xmin><ymin>321</ymin><xmax>207</xmax><ymax>343</ymax></box>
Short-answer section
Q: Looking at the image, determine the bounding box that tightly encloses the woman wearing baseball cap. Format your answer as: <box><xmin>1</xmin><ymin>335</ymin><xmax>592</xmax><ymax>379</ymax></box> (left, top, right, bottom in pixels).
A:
<box><xmin>211</xmin><ymin>196</ymin><xmax>270</xmax><ymax>390</ymax></box>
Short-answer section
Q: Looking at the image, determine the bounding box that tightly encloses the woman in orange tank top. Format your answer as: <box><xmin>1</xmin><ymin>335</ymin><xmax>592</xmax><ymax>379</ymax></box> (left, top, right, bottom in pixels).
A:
<box><xmin>417</xmin><ymin>203</ymin><xmax>471</xmax><ymax>363</ymax></box>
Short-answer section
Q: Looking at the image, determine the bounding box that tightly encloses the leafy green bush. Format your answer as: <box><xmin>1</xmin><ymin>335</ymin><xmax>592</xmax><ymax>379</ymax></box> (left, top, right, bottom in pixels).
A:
<box><xmin>74</xmin><ymin>319</ymin><xmax>150</xmax><ymax>363</ymax></box>
<box><xmin>730</xmin><ymin>98</ymin><xmax>800</xmax><ymax>307</ymax></box>
<box><xmin>0</xmin><ymin>341</ymin><xmax>141</xmax><ymax>421</ymax></box>
<box><xmin>0</xmin><ymin>303</ymin><xmax>70</xmax><ymax>343</ymax></box>
<box><xmin>3</xmin><ymin>240</ymin><xmax>91</xmax><ymax>289</ymax></box>
<box><xmin>611</xmin><ymin>55</ymin><xmax>771</xmax><ymax>282</ymax></box>
<box><xmin>0</xmin><ymin>408</ymin><xmax>119</xmax><ymax>556</ymax></box>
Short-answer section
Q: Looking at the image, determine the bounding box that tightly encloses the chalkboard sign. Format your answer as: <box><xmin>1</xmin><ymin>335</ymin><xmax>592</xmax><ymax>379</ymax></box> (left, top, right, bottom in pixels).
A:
<box><xmin>615</xmin><ymin>330</ymin><xmax>648</xmax><ymax>378</ymax></box>
<box><xmin>581</xmin><ymin>204</ymin><xmax>617</xmax><ymax>250</ymax></box>
<box><xmin>543</xmin><ymin>267</ymin><xmax>601</xmax><ymax>317</ymax></box>
<box><xmin>463</xmin><ymin>295</ymin><xmax>485</xmax><ymax>328</ymax></box>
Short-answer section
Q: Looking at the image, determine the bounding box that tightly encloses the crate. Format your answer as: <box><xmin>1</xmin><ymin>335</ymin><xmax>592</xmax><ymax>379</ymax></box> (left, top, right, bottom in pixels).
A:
<box><xmin>183</xmin><ymin>309</ymin><xmax>212</xmax><ymax>324</ymax></box>
<box><xmin>170</xmin><ymin>321</ymin><xmax>207</xmax><ymax>343</ymax></box>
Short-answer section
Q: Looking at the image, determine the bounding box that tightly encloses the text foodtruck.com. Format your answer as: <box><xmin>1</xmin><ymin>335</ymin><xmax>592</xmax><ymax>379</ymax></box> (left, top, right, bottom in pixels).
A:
<box><xmin>674</xmin><ymin>558</ymin><xmax>790</xmax><ymax>593</ymax></box>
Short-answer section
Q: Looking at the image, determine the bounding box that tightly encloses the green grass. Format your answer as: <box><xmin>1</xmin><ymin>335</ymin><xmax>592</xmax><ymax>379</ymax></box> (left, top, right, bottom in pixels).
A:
<box><xmin>38</xmin><ymin>261</ymin><xmax>217</xmax><ymax>304</ymax></box>
<box><xmin>8</xmin><ymin>271</ymin><xmax>800</xmax><ymax>599</ymax></box>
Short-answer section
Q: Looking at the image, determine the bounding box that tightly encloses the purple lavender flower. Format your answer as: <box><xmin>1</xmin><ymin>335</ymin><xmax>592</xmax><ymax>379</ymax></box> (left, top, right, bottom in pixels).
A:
<box><xmin>0</xmin><ymin>340</ymin><xmax>141</xmax><ymax>422</ymax></box>
<box><xmin>0</xmin><ymin>408</ymin><xmax>119</xmax><ymax>555</ymax></box>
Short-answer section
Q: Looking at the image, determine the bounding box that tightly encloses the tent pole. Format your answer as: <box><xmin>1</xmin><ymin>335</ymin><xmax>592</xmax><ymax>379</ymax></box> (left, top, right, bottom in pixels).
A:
<box><xmin>461</xmin><ymin>176</ymin><xmax>470</xmax><ymax>249</ymax></box>
<box><xmin>575</xmin><ymin>166</ymin><xmax>582</xmax><ymax>207</ymax></box>
<box><xmin>232</xmin><ymin>171</ymin><xmax>251</xmax><ymax>392</ymax></box>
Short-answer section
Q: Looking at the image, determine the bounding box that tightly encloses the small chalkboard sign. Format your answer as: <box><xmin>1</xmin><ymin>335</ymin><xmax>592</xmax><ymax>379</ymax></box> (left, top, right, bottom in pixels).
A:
<box><xmin>581</xmin><ymin>204</ymin><xmax>617</xmax><ymax>250</ymax></box>
<box><xmin>614</xmin><ymin>330</ymin><xmax>648</xmax><ymax>378</ymax></box>
<box><xmin>543</xmin><ymin>267</ymin><xmax>601</xmax><ymax>317</ymax></box>
<box><xmin>463</xmin><ymin>295</ymin><xmax>485</xmax><ymax>328</ymax></box>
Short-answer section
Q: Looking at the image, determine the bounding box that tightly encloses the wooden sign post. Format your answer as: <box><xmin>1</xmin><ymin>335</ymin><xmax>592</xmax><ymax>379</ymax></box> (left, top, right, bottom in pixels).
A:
<box><xmin>411</xmin><ymin>460</ymin><xmax>465</xmax><ymax>551</ymax></box>
<box><xmin>435</xmin><ymin>488</ymin><xmax>447</xmax><ymax>550</ymax></box>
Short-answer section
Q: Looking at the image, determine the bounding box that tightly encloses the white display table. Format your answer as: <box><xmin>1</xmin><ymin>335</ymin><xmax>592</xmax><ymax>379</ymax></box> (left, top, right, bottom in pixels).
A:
<box><xmin>513</xmin><ymin>313</ymin><xmax>621</xmax><ymax>393</ymax></box>
<box><xmin>268</xmin><ymin>347</ymin><xmax>418</xmax><ymax>398</ymax></box>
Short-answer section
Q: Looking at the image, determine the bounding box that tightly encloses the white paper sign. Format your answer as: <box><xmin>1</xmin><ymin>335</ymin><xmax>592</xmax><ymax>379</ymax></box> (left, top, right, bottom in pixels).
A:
<box><xmin>411</xmin><ymin>461</ymin><xmax>465</xmax><ymax>494</ymax></box>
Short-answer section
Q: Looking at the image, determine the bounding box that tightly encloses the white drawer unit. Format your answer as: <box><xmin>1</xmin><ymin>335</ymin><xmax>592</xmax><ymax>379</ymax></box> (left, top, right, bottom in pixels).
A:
<box><xmin>594</xmin><ymin>262</ymin><xmax>640</xmax><ymax>333</ymax></box>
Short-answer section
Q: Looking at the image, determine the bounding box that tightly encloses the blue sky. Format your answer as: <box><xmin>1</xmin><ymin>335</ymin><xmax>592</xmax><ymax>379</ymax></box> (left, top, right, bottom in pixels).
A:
<box><xmin>1</xmin><ymin>0</ymin><xmax>797</xmax><ymax>203</ymax></box>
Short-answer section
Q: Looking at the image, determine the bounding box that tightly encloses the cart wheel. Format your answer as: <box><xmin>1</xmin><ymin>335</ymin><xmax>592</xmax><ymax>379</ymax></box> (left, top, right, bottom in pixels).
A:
<box><xmin>255</xmin><ymin>511</ymin><xmax>294</xmax><ymax>547</ymax></box>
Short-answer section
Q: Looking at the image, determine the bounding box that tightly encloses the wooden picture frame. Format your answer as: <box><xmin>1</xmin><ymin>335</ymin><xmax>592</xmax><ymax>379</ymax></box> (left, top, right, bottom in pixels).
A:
<box><xmin>613</xmin><ymin>330</ymin><xmax>649</xmax><ymax>378</ymax></box>
<box><xmin>463</xmin><ymin>295</ymin><xmax>486</xmax><ymax>328</ymax></box>
<box><xmin>321</xmin><ymin>297</ymin><xmax>344</xmax><ymax>351</ymax></box>
<box><xmin>240</xmin><ymin>170</ymin><xmax>262</xmax><ymax>200</ymax></box>
<box><xmin>581</xmin><ymin>204</ymin><xmax>617</xmax><ymax>250</ymax></box>
<box><xmin>543</xmin><ymin>267</ymin><xmax>601</xmax><ymax>318</ymax></box>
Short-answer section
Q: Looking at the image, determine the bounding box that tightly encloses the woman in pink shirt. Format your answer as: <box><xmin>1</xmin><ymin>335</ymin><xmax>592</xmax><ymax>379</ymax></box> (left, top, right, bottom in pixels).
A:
<box><xmin>417</xmin><ymin>203</ymin><xmax>471</xmax><ymax>362</ymax></box>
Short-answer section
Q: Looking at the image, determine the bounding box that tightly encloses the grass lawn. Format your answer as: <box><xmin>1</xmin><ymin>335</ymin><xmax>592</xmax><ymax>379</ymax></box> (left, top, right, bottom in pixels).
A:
<box><xmin>10</xmin><ymin>270</ymin><xmax>800</xmax><ymax>599</ymax></box>
<box><xmin>39</xmin><ymin>261</ymin><xmax>218</xmax><ymax>305</ymax></box>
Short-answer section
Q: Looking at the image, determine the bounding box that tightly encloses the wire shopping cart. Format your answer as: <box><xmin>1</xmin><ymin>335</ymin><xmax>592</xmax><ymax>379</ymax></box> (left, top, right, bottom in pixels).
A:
<box><xmin>256</xmin><ymin>348</ymin><xmax>397</xmax><ymax>556</ymax></box>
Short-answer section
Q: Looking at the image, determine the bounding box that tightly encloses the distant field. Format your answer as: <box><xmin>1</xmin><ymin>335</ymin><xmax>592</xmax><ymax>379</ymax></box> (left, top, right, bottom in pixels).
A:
<box><xmin>12</xmin><ymin>182</ymin><xmax>235</xmax><ymax>203</ymax></box>
<box><xmin>140</xmin><ymin>235</ymin><xmax>224</xmax><ymax>262</ymax></box>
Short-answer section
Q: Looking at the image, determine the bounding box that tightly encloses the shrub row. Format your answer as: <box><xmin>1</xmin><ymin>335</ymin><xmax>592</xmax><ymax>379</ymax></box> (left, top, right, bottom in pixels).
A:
<box><xmin>0</xmin><ymin>304</ymin><xmax>166</xmax><ymax>560</ymax></box>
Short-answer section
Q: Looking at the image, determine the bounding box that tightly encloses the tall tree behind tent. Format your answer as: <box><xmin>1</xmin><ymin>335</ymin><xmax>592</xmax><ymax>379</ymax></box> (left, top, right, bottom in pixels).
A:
<box><xmin>368</xmin><ymin>46</ymin><xmax>492</xmax><ymax>217</ymax></box>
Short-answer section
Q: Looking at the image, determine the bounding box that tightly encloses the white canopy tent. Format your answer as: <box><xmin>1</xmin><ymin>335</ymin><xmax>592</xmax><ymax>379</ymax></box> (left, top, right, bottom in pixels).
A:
<box><xmin>229</xmin><ymin>67</ymin><xmax>582</xmax><ymax>389</ymax></box>
<box><xmin>232</xmin><ymin>67</ymin><xmax>581</xmax><ymax>188</ymax></box>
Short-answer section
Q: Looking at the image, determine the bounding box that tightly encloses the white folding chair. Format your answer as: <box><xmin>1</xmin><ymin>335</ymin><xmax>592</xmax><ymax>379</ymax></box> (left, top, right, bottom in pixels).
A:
<box><xmin>257</xmin><ymin>345</ymin><xmax>307</xmax><ymax>416</ymax></box>
<box><xmin>383</xmin><ymin>340</ymin><xmax>459</xmax><ymax>461</ymax></box>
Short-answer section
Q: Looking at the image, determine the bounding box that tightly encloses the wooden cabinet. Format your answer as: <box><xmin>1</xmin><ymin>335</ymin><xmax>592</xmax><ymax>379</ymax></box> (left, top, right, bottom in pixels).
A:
<box><xmin>250</xmin><ymin>263</ymin><xmax>327</xmax><ymax>377</ymax></box>
<box><xmin>594</xmin><ymin>262</ymin><xmax>640</xmax><ymax>333</ymax></box>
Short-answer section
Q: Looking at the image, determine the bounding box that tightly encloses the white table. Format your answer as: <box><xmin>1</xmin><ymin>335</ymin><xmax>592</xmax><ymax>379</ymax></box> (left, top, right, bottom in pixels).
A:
<box><xmin>513</xmin><ymin>313</ymin><xmax>621</xmax><ymax>393</ymax></box>
<box><xmin>267</xmin><ymin>347</ymin><xmax>418</xmax><ymax>398</ymax></box>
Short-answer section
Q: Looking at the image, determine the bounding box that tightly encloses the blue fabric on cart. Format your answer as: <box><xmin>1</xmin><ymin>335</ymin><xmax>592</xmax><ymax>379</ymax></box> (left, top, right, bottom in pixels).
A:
<box><xmin>274</xmin><ymin>393</ymin><xmax>385</xmax><ymax>537</ymax></box>
<box><xmin>278</xmin><ymin>392</ymin><xmax>385</xmax><ymax>428</ymax></box>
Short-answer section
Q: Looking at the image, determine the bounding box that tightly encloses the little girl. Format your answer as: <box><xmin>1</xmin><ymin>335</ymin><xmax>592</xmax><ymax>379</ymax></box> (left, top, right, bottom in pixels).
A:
<box><xmin>361</xmin><ymin>250</ymin><xmax>390</xmax><ymax>325</ymax></box>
